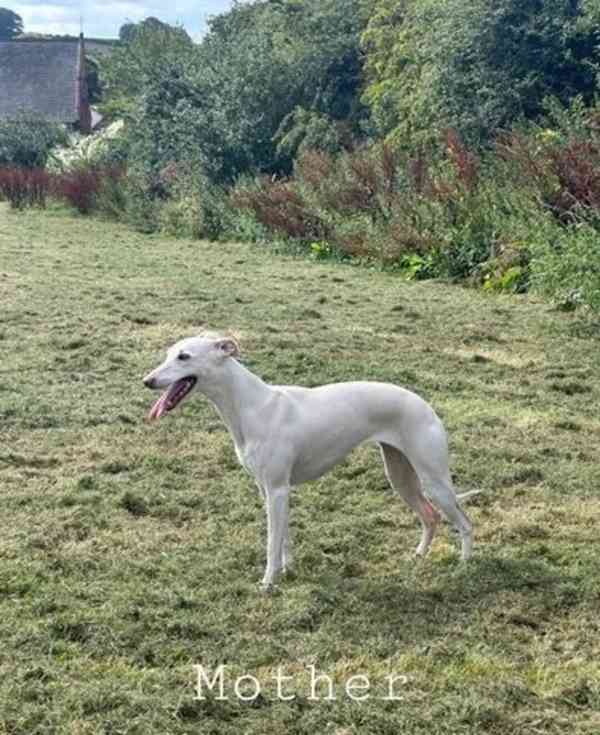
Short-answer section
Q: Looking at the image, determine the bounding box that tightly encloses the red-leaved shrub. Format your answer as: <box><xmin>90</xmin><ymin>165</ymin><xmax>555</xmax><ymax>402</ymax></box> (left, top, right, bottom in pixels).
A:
<box><xmin>53</xmin><ymin>166</ymin><xmax>124</xmax><ymax>214</ymax></box>
<box><xmin>232</xmin><ymin>177</ymin><xmax>331</xmax><ymax>241</ymax></box>
<box><xmin>53</xmin><ymin>168</ymin><xmax>101</xmax><ymax>214</ymax></box>
<box><xmin>0</xmin><ymin>167</ymin><xmax>50</xmax><ymax>209</ymax></box>
<box><xmin>498</xmin><ymin>132</ymin><xmax>600</xmax><ymax>222</ymax></box>
<box><xmin>548</xmin><ymin>141</ymin><xmax>600</xmax><ymax>216</ymax></box>
<box><xmin>444</xmin><ymin>129</ymin><xmax>480</xmax><ymax>192</ymax></box>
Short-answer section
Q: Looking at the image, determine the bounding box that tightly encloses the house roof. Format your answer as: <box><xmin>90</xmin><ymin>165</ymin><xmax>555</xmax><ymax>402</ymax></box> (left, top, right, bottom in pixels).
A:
<box><xmin>0</xmin><ymin>40</ymin><xmax>82</xmax><ymax>123</ymax></box>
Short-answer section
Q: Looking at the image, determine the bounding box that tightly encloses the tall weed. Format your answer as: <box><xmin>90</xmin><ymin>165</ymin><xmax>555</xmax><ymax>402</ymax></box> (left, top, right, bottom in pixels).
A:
<box><xmin>0</xmin><ymin>167</ymin><xmax>50</xmax><ymax>209</ymax></box>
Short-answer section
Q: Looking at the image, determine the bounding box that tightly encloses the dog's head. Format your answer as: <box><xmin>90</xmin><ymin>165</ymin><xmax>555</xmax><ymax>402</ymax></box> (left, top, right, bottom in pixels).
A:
<box><xmin>143</xmin><ymin>333</ymin><xmax>240</xmax><ymax>421</ymax></box>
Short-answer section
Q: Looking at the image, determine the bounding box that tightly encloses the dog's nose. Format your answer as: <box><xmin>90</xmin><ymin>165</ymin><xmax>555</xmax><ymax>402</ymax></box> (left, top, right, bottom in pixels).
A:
<box><xmin>144</xmin><ymin>376</ymin><xmax>156</xmax><ymax>389</ymax></box>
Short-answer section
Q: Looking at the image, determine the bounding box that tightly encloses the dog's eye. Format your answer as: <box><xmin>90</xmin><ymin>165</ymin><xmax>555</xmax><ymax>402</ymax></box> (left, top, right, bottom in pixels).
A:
<box><xmin>178</xmin><ymin>352</ymin><xmax>191</xmax><ymax>361</ymax></box>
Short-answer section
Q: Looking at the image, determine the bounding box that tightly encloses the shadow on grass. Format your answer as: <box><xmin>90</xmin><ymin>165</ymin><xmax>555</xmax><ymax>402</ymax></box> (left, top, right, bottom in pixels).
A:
<box><xmin>288</xmin><ymin>555</ymin><xmax>574</xmax><ymax>644</ymax></box>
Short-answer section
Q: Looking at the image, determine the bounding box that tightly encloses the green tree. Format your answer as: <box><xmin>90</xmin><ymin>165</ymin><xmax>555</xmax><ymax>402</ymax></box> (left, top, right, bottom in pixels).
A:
<box><xmin>192</xmin><ymin>0</ymin><xmax>369</xmax><ymax>176</ymax></box>
<box><xmin>361</xmin><ymin>0</ymin><xmax>439</xmax><ymax>146</ymax></box>
<box><xmin>436</xmin><ymin>0</ymin><xmax>600</xmax><ymax>142</ymax></box>
<box><xmin>0</xmin><ymin>7</ymin><xmax>23</xmax><ymax>39</ymax></box>
<box><xmin>362</xmin><ymin>0</ymin><xmax>600</xmax><ymax>146</ymax></box>
<box><xmin>102</xmin><ymin>17</ymin><xmax>194</xmax><ymax>118</ymax></box>
<box><xmin>120</xmin><ymin>0</ymin><xmax>369</xmax><ymax>185</ymax></box>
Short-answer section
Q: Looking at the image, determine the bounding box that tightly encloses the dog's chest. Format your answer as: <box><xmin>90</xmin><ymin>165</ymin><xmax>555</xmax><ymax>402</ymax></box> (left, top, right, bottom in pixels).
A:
<box><xmin>235</xmin><ymin>442</ymin><xmax>261</xmax><ymax>478</ymax></box>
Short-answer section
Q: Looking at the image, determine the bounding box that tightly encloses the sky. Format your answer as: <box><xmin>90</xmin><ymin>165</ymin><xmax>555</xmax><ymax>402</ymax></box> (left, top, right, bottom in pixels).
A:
<box><xmin>9</xmin><ymin>1</ymin><xmax>238</xmax><ymax>40</ymax></box>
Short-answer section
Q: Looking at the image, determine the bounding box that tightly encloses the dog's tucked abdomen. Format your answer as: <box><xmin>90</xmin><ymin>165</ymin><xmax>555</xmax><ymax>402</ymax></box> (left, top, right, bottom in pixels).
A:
<box><xmin>279</xmin><ymin>381</ymin><xmax>441</xmax><ymax>486</ymax></box>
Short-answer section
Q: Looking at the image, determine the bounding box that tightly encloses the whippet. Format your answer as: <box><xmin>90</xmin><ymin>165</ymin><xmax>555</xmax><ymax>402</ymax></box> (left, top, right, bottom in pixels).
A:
<box><xmin>143</xmin><ymin>333</ymin><xmax>475</xmax><ymax>588</ymax></box>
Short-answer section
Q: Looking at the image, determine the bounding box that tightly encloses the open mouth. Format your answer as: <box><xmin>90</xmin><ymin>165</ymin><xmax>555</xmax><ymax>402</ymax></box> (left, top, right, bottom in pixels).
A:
<box><xmin>147</xmin><ymin>376</ymin><xmax>197</xmax><ymax>421</ymax></box>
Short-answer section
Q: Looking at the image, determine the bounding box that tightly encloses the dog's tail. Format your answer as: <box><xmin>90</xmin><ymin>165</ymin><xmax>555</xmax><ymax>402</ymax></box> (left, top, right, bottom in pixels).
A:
<box><xmin>456</xmin><ymin>489</ymin><xmax>484</xmax><ymax>502</ymax></box>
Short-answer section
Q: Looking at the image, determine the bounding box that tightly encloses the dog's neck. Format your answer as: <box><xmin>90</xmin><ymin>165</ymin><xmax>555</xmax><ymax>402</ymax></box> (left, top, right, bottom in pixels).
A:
<box><xmin>199</xmin><ymin>358</ymin><xmax>273</xmax><ymax>451</ymax></box>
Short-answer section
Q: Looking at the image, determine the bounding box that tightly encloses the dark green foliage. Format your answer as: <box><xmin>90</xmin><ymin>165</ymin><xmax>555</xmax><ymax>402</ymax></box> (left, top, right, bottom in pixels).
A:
<box><xmin>101</xmin><ymin>17</ymin><xmax>194</xmax><ymax>119</ymax></box>
<box><xmin>0</xmin><ymin>117</ymin><xmax>67</xmax><ymax>168</ymax></box>
<box><xmin>434</xmin><ymin>0</ymin><xmax>600</xmax><ymax>144</ymax></box>
<box><xmin>103</xmin><ymin>0</ymin><xmax>368</xmax><ymax>185</ymax></box>
<box><xmin>0</xmin><ymin>7</ymin><xmax>22</xmax><ymax>39</ymax></box>
<box><xmin>362</xmin><ymin>0</ymin><xmax>600</xmax><ymax>146</ymax></box>
<box><xmin>118</xmin><ymin>21</ymin><xmax>136</xmax><ymax>42</ymax></box>
<box><xmin>85</xmin><ymin>55</ymin><xmax>102</xmax><ymax>105</ymax></box>
<box><xmin>23</xmin><ymin>0</ymin><xmax>598</xmax><ymax>312</ymax></box>
<box><xmin>274</xmin><ymin>107</ymin><xmax>346</xmax><ymax>161</ymax></box>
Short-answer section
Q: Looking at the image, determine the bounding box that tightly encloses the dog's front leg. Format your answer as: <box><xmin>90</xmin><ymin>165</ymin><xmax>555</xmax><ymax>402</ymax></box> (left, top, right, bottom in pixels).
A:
<box><xmin>261</xmin><ymin>486</ymin><xmax>290</xmax><ymax>590</ymax></box>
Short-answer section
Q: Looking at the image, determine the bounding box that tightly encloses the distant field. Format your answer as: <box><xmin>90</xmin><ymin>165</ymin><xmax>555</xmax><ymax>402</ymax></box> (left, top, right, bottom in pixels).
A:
<box><xmin>1</xmin><ymin>204</ymin><xmax>599</xmax><ymax>734</ymax></box>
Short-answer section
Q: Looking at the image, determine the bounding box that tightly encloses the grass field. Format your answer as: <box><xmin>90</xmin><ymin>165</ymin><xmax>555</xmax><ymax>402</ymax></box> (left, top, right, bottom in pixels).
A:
<box><xmin>1</xmin><ymin>204</ymin><xmax>599</xmax><ymax>734</ymax></box>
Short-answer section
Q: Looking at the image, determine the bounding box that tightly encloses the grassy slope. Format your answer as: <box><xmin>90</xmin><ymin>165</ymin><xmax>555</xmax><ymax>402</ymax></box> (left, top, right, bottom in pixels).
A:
<box><xmin>0</xmin><ymin>204</ymin><xmax>599</xmax><ymax>734</ymax></box>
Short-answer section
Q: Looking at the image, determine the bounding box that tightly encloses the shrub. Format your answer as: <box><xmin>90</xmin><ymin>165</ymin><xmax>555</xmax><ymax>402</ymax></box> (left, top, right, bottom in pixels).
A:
<box><xmin>275</xmin><ymin>108</ymin><xmax>345</xmax><ymax>162</ymax></box>
<box><xmin>0</xmin><ymin>117</ymin><xmax>67</xmax><ymax>168</ymax></box>
<box><xmin>399</xmin><ymin>253</ymin><xmax>441</xmax><ymax>280</ymax></box>
<box><xmin>122</xmin><ymin>175</ymin><xmax>160</xmax><ymax>234</ymax></box>
<box><xmin>133</xmin><ymin>162</ymin><xmax>233</xmax><ymax>240</ymax></box>
<box><xmin>232</xmin><ymin>177</ymin><xmax>331</xmax><ymax>242</ymax></box>
<box><xmin>230</xmin><ymin>134</ymin><xmax>496</xmax><ymax>267</ymax></box>
<box><xmin>49</xmin><ymin>121</ymin><xmax>129</xmax><ymax>173</ymax></box>
<box><xmin>158</xmin><ymin>190</ymin><xmax>205</xmax><ymax>239</ymax></box>
<box><xmin>0</xmin><ymin>167</ymin><xmax>50</xmax><ymax>209</ymax></box>
<box><xmin>529</xmin><ymin>219</ymin><xmax>600</xmax><ymax>312</ymax></box>
<box><xmin>225</xmin><ymin>209</ymin><xmax>269</xmax><ymax>243</ymax></box>
<box><xmin>54</xmin><ymin>168</ymin><xmax>101</xmax><ymax>214</ymax></box>
<box><xmin>297</xmin><ymin>143</ymin><xmax>402</xmax><ymax>223</ymax></box>
<box><xmin>53</xmin><ymin>166</ymin><xmax>125</xmax><ymax>215</ymax></box>
<box><xmin>498</xmin><ymin>101</ymin><xmax>600</xmax><ymax>224</ymax></box>
<box><xmin>94</xmin><ymin>167</ymin><xmax>128</xmax><ymax>220</ymax></box>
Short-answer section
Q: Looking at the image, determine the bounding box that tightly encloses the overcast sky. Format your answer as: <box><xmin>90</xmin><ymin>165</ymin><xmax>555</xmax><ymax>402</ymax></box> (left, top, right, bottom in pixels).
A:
<box><xmin>10</xmin><ymin>1</ymin><xmax>238</xmax><ymax>40</ymax></box>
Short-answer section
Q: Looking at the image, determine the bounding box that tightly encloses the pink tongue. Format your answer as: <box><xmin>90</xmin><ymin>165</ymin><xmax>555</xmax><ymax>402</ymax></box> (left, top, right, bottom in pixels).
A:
<box><xmin>148</xmin><ymin>390</ymin><xmax>170</xmax><ymax>421</ymax></box>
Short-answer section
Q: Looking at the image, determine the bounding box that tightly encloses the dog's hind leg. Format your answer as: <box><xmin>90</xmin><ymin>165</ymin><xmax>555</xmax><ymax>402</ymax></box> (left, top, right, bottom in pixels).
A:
<box><xmin>424</xmin><ymin>479</ymin><xmax>473</xmax><ymax>560</ymax></box>
<box><xmin>379</xmin><ymin>443</ymin><xmax>440</xmax><ymax>557</ymax></box>
<box><xmin>405</xmin><ymin>425</ymin><xmax>474</xmax><ymax>560</ymax></box>
<box><xmin>410</xmin><ymin>432</ymin><xmax>473</xmax><ymax>561</ymax></box>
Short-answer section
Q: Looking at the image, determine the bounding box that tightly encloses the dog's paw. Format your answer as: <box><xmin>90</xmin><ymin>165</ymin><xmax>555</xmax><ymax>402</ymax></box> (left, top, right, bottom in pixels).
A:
<box><xmin>258</xmin><ymin>581</ymin><xmax>280</xmax><ymax>595</ymax></box>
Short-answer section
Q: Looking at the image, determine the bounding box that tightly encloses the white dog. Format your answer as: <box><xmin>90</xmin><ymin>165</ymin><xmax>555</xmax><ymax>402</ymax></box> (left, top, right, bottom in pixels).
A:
<box><xmin>143</xmin><ymin>332</ymin><xmax>475</xmax><ymax>588</ymax></box>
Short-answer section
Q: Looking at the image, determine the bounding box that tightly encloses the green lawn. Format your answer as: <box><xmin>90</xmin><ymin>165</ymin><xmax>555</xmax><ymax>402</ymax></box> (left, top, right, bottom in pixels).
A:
<box><xmin>1</xmin><ymin>204</ymin><xmax>599</xmax><ymax>734</ymax></box>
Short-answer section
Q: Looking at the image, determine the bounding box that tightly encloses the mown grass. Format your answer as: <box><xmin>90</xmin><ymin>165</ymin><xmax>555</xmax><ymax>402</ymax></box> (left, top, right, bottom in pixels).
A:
<box><xmin>0</xmin><ymin>203</ymin><xmax>599</xmax><ymax>734</ymax></box>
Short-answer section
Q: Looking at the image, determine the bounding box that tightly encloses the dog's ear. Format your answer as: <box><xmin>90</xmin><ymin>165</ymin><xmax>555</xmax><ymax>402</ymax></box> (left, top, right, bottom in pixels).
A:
<box><xmin>215</xmin><ymin>338</ymin><xmax>240</xmax><ymax>358</ymax></box>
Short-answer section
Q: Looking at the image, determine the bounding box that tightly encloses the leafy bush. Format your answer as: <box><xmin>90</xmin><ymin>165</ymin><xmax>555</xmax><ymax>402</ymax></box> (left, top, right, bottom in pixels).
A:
<box><xmin>53</xmin><ymin>166</ymin><xmax>125</xmax><ymax>215</ymax></box>
<box><xmin>54</xmin><ymin>168</ymin><xmax>101</xmax><ymax>214</ymax></box>
<box><xmin>49</xmin><ymin>121</ymin><xmax>129</xmax><ymax>173</ymax></box>
<box><xmin>116</xmin><ymin>162</ymin><xmax>233</xmax><ymax>239</ymax></box>
<box><xmin>499</xmin><ymin>106</ymin><xmax>600</xmax><ymax>224</ymax></box>
<box><xmin>0</xmin><ymin>167</ymin><xmax>50</xmax><ymax>209</ymax></box>
<box><xmin>156</xmin><ymin>167</ymin><xmax>207</xmax><ymax>240</ymax></box>
<box><xmin>362</xmin><ymin>0</ymin><xmax>600</xmax><ymax>146</ymax></box>
<box><xmin>0</xmin><ymin>118</ymin><xmax>67</xmax><ymax>168</ymax></box>
<box><xmin>529</xmin><ymin>219</ymin><xmax>600</xmax><ymax>312</ymax></box>
<box><xmin>399</xmin><ymin>253</ymin><xmax>440</xmax><ymax>281</ymax></box>
<box><xmin>122</xmin><ymin>177</ymin><xmax>159</xmax><ymax>234</ymax></box>
<box><xmin>230</xmin><ymin>129</ymin><xmax>545</xmax><ymax>283</ymax></box>
<box><xmin>232</xmin><ymin>177</ymin><xmax>331</xmax><ymax>242</ymax></box>
<box><xmin>94</xmin><ymin>167</ymin><xmax>128</xmax><ymax>220</ymax></box>
<box><xmin>274</xmin><ymin>108</ymin><xmax>345</xmax><ymax>161</ymax></box>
